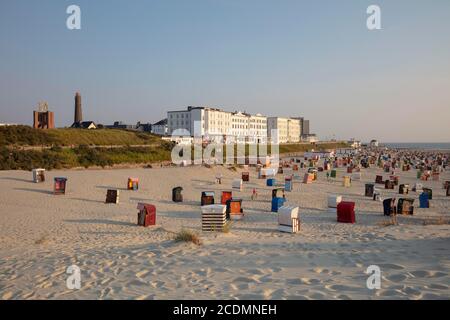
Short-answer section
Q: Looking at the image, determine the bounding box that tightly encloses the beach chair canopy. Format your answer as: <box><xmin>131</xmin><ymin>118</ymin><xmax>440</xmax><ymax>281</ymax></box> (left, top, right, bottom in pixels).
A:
<box><xmin>272</xmin><ymin>188</ymin><xmax>285</xmax><ymax>198</ymax></box>
<box><xmin>397</xmin><ymin>198</ymin><xmax>414</xmax><ymax>215</ymax></box>
<box><xmin>383</xmin><ymin>198</ymin><xmax>396</xmax><ymax>216</ymax></box>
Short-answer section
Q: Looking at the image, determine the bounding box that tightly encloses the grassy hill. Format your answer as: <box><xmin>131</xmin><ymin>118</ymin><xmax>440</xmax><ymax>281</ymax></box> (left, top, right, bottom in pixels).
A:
<box><xmin>0</xmin><ymin>126</ymin><xmax>349</xmax><ymax>170</ymax></box>
<box><xmin>0</xmin><ymin>126</ymin><xmax>161</xmax><ymax>147</ymax></box>
<box><xmin>0</xmin><ymin>126</ymin><xmax>174</xmax><ymax>170</ymax></box>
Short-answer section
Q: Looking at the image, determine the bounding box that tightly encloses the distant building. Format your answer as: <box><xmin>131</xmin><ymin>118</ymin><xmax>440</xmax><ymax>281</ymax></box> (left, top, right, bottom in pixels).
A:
<box><xmin>72</xmin><ymin>121</ymin><xmax>97</xmax><ymax>130</ymax></box>
<box><xmin>303</xmin><ymin>120</ymin><xmax>310</xmax><ymax>136</ymax></box>
<box><xmin>71</xmin><ymin>92</ymin><xmax>97</xmax><ymax>129</ymax></box>
<box><xmin>297</xmin><ymin>117</ymin><xmax>316</xmax><ymax>142</ymax></box>
<box><xmin>107</xmin><ymin>121</ymin><xmax>136</xmax><ymax>130</ymax></box>
<box><xmin>136</xmin><ymin>122</ymin><xmax>152</xmax><ymax>132</ymax></box>
<box><xmin>230</xmin><ymin>111</ymin><xmax>249</xmax><ymax>143</ymax></box>
<box><xmin>336</xmin><ymin>148</ymin><xmax>359</xmax><ymax>157</ymax></box>
<box><xmin>151</xmin><ymin>119</ymin><xmax>168</xmax><ymax>136</ymax></box>
<box><xmin>303</xmin><ymin>134</ymin><xmax>319</xmax><ymax>143</ymax></box>
<box><xmin>74</xmin><ymin>92</ymin><xmax>82</xmax><ymax>123</ymax></box>
<box><xmin>287</xmin><ymin>118</ymin><xmax>300</xmax><ymax>143</ymax></box>
<box><xmin>370</xmin><ymin>139</ymin><xmax>379</xmax><ymax>147</ymax></box>
<box><xmin>33</xmin><ymin>102</ymin><xmax>55</xmax><ymax>129</ymax></box>
<box><xmin>106</xmin><ymin>121</ymin><xmax>152</xmax><ymax>132</ymax></box>
<box><xmin>292</xmin><ymin>117</ymin><xmax>313</xmax><ymax>141</ymax></box>
<box><xmin>267</xmin><ymin>117</ymin><xmax>300</xmax><ymax>143</ymax></box>
<box><xmin>166</xmin><ymin>106</ymin><xmax>311</xmax><ymax>144</ymax></box>
<box><xmin>248</xmin><ymin>113</ymin><xmax>267</xmax><ymax>144</ymax></box>
<box><xmin>348</xmin><ymin>139</ymin><xmax>362</xmax><ymax>148</ymax></box>
<box><xmin>168</xmin><ymin>106</ymin><xmax>232</xmax><ymax>142</ymax></box>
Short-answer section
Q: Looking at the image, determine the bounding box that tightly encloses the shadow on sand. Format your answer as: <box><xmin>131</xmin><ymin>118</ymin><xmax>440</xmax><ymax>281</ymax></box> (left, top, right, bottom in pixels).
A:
<box><xmin>1</xmin><ymin>177</ymin><xmax>33</xmax><ymax>183</ymax></box>
<box><xmin>64</xmin><ymin>219</ymin><xmax>135</xmax><ymax>227</ymax></box>
<box><xmin>14</xmin><ymin>188</ymin><xmax>53</xmax><ymax>195</ymax></box>
<box><xmin>96</xmin><ymin>185</ymin><xmax>128</xmax><ymax>191</ymax></box>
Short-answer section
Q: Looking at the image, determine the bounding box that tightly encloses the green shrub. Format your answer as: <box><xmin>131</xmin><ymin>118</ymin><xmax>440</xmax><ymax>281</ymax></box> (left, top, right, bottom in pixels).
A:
<box><xmin>173</xmin><ymin>229</ymin><xmax>201</xmax><ymax>245</ymax></box>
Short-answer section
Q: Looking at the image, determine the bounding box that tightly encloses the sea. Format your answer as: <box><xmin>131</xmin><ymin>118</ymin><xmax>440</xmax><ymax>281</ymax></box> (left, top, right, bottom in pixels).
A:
<box><xmin>382</xmin><ymin>143</ymin><xmax>450</xmax><ymax>151</ymax></box>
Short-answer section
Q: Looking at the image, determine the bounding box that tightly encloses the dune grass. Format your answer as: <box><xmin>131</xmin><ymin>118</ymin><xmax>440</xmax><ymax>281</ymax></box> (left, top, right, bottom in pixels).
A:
<box><xmin>173</xmin><ymin>229</ymin><xmax>201</xmax><ymax>245</ymax></box>
<box><xmin>0</xmin><ymin>145</ymin><xmax>173</xmax><ymax>170</ymax></box>
<box><xmin>0</xmin><ymin>125</ymin><xmax>349</xmax><ymax>170</ymax></box>
<box><xmin>422</xmin><ymin>217</ymin><xmax>450</xmax><ymax>226</ymax></box>
<box><xmin>0</xmin><ymin>126</ymin><xmax>161</xmax><ymax>147</ymax></box>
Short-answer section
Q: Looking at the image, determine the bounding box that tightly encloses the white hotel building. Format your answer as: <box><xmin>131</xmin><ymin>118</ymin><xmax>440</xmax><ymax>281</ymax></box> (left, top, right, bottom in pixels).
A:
<box><xmin>167</xmin><ymin>107</ymin><xmax>231</xmax><ymax>142</ymax></box>
<box><xmin>168</xmin><ymin>107</ymin><xmax>299</xmax><ymax>144</ymax></box>
<box><xmin>267</xmin><ymin>117</ymin><xmax>301</xmax><ymax>144</ymax></box>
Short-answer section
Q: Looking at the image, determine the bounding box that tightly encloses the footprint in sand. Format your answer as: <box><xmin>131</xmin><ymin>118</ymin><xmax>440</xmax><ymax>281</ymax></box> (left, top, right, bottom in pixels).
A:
<box><xmin>245</xmin><ymin>269</ymin><xmax>265</xmax><ymax>275</ymax></box>
<box><xmin>300</xmin><ymin>278</ymin><xmax>321</xmax><ymax>285</ymax></box>
<box><xmin>150</xmin><ymin>280</ymin><xmax>165</xmax><ymax>288</ymax></box>
<box><xmin>269</xmin><ymin>288</ymin><xmax>286</xmax><ymax>299</ymax></box>
<box><xmin>135</xmin><ymin>270</ymin><xmax>151</xmax><ymax>279</ymax></box>
<box><xmin>136</xmin><ymin>294</ymin><xmax>156</xmax><ymax>300</ymax></box>
<box><xmin>427</xmin><ymin>283</ymin><xmax>448</xmax><ymax>290</ymax></box>
<box><xmin>376</xmin><ymin>289</ymin><xmax>402</xmax><ymax>297</ymax></box>
<box><xmin>2</xmin><ymin>291</ymin><xmax>14</xmax><ymax>299</ymax></box>
<box><xmin>378</xmin><ymin>263</ymin><xmax>405</xmax><ymax>270</ymax></box>
<box><xmin>403</xmin><ymin>286</ymin><xmax>421</xmax><ymax>296</ymax></box>
<box><xmin>285</xmin><ymin>278</ymin><xmax>302</xmax><ymax>285</ymax></box>
<box><xmin>128</xmin><ymin>279</ymin><xmax>147</xmax><ymax>287</ymax></box>
<box><xmin>409</xmin><ymin>270</ymin><xmax>432</xmax><ymax>278</ymax></box>
<box><xmin>308</xmin><ymin>292</ymin><xmax>326</xmax><ymax>299</ymax></box>
<box><xmin>212</xmin><ymin>267</ymin><xmax>229</xmax><ymax>273</ymax></box>
<box><xmin>100</xmin><ymin>277</ymin><xmax>114</xmax><ymax>286</ymax></box>
<box><xmin>386</xmin><ymin>273</ymin><xmax>408</xmax><ymax>282</ymax></box>
<box><xmin>421</xmin><ymin>293</ymin><xmax>445</xmax><ymax>299</ymax></box>
<box><xmin>326</xmin><ymin>284</ymin><xmax>357</xmax><ymax>292</ymax></box>
<box><xmin>230</xmin><ymin>283</ymin><xmax>249</xmax><ymax>291</ymax></box>
<box><xmin>99</xmin><ymin>287</ymin><xmax>114</xmax><ymax>299</ymax></box>
<box><xmin>337</xmin><ymin>294</ymin><xmax>351</xmax><ymax>300</ymax></box>
<box><xmin>312</xmin><ymin>267</ymin><xmax>331</xmax><ymax>274</ymax></box>
<box><xmin>235</xmin><ymin>293</ymin><xmax>265</xmax><ymax>300</ymax></box>
<box><xmin>258</xmin><ymin>275</ymin><xmax>273</xmax><ymax>283</ymax></box>
<box><xmin>189</xmin><ymin>268</ymin><xmax>211</xmax><ymax>278</ymax></box>
<box><xmin>429</xmin><ymin>271</ymin><xmax>447</xmax><ymax>278</ymax></box>
<box><xmin>233</xmin><ymin>276</ymin><xmax>259</xmax><ymax>283</ymax></box>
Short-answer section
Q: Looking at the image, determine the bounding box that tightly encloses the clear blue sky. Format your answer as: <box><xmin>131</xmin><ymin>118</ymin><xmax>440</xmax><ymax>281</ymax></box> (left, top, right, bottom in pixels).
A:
<box><xmin>1</xmin><ymin>0</ymin><xmax>449</xmax><ymax>142</ymax></box>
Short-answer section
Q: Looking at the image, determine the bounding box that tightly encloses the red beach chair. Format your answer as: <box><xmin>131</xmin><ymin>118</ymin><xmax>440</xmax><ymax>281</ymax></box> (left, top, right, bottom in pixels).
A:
<box><xmin>137</xmin><ymin>203</ymin><xmax>156</xmax><ymax>227</ymax></box>
<box><xmin>337</xmin><ymin>201</ymin><xmax>356</xmax><ymax>224</ymax></box>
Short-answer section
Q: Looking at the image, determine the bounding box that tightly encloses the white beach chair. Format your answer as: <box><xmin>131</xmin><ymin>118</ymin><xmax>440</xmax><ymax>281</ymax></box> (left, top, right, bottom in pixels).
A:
<box><xmin>328</xmin><ymin>195</ymin><xmax>342</xmax><ymax>208</ymax></box>
<box><xmin>201</xmin><ymin>204</ymin><xmax>227</xmax><ymax>232</ymax></box>
<box><xmin>232</xmin><ymin>179</ymin><xmax>243</xmax><ymax>191</ymax></box>
<box><xmin>278</xmin><ymin>206</ymin><xmax>300</xmax><ymax>233</ymax></box>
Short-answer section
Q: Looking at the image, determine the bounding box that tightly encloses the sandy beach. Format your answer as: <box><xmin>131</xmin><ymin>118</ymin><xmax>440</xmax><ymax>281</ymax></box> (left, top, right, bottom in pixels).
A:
<box><xmin>0</xmin><ymin>163</ymin><xmax>449</xmax><ymax>300</ymax></box>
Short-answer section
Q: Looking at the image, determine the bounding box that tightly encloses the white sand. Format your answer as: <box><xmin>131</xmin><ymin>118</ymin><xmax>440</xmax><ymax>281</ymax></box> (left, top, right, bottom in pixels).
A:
<box><xmin>0</xmin><ymin>164</ymin><xmax>449</xmax><ymax>300</ymax></box>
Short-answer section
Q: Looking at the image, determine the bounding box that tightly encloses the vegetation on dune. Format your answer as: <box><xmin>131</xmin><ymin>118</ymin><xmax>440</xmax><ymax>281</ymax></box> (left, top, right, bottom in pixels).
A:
<box><xmin>0</xmin><ymin>147</ymin><xmax>72</xmax><ymax>170</ymax></box>
<box><xmin>0</xmin><ymin>125</ymin><xmax>349</xmax><ymax>170</ymax></box>
<box><xmin>0</xmin><ymin>126</ymin><xmax>161</xmax><ymax>147</ymax></box>
<box><xmin>278</xmin><ymin>142</ymin><xmax>350</xmax><ymax>154</ymax></box>
<box><xmin>173</xmin><ymin>229</ymin><xmax>201</xmax><ymax>245</ymax></box>
<box><xmin>45</xmin><ymin>128</ymin><xmax>161</xmax><ymax>146</ymax></box>
<box><xmin>0</xmin><ymin>145</ymin><xmax>173</xmax><ymax>170</ymax></box>
<box><xmin>0</xmin><ymin>125</ymin><xmax>58</xmax><ymax>146</ymax></box>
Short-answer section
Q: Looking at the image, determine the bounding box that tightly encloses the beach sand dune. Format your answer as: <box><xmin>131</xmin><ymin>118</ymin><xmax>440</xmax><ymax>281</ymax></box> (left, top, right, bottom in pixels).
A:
<box><xmin>0</xmin><ymin>165</ymin><xmax>449</xmax><ymax>300</ymax></box>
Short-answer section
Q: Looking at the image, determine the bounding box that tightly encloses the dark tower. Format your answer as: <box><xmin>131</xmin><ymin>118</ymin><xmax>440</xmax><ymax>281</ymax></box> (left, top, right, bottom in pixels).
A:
<box><xmin>74</xmin><ymin>92</ymin><xmax>82</xmax><ymax>124</ymax></box>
